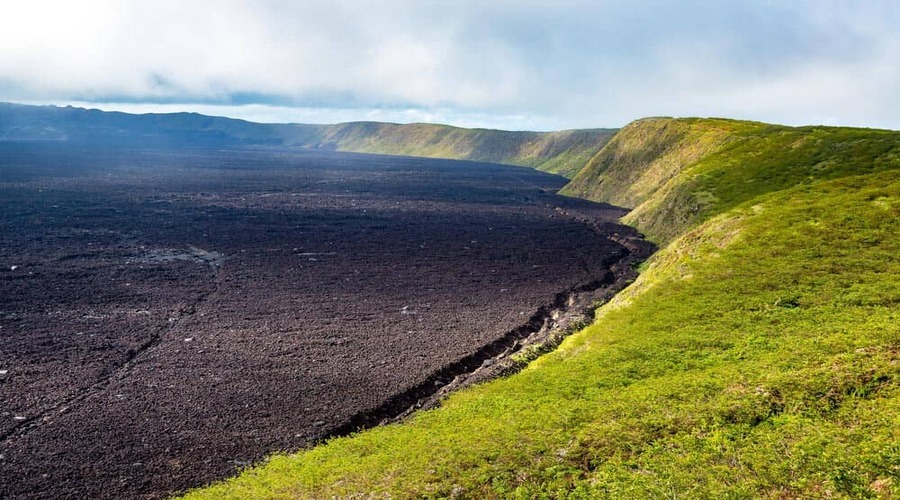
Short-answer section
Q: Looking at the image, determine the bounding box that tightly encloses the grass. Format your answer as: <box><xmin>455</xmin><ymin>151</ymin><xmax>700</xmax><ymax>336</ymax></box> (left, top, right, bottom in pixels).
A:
<box><xmin>182</xmin><ymin>119</ymin><xmax>900</xmax><ymax>499</ymax></box>
<box><xmin>282</xmin><ymin>122</ymin><xmax>616</xmax><ymax>178</ymax></box>
<box><xmin>563</xmin><ymin>118</ymin><xmax>900</xmax><ymax>245</ymax></box>
<box><xmin>561</xmin><ymin>117</ymin><xmax>759</xmax><ymax>209</ymax></box>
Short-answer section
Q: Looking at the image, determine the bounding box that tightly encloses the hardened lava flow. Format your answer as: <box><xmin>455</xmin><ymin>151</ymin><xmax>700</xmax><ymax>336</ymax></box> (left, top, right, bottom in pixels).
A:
<box><xmin>0</xmin><ymin>144</ymin><xmax>646</xmax><ymax>499</ymax></box>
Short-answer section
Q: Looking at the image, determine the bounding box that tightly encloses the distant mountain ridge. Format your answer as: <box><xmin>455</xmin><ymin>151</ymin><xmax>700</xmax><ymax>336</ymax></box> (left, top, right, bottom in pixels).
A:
<box><xmin>0</xmin><ymin>102</ymin><xmax>616</xmax><ymax>177</ymax></box>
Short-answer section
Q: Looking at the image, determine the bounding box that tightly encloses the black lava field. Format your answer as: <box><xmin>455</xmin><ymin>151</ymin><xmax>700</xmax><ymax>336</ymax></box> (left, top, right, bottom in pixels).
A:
<box><xmin>0</xmin><ymin>143</ymin><xmax>639</xmax><ymax>498</ymax></box>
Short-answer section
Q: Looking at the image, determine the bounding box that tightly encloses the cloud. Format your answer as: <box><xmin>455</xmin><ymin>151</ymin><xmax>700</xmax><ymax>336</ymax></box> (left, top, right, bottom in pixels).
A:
<box><xmin>1</xmin><ymin>0</ymin><xmax>898</xmax><ymax>129</ymax></box>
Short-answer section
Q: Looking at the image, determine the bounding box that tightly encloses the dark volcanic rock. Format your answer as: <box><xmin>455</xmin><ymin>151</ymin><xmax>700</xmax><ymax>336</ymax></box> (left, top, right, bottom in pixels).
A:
<box><xmin>0</xmin><ymin>144</ymin><xmax>639</xmax><ymax>499</ymax></box>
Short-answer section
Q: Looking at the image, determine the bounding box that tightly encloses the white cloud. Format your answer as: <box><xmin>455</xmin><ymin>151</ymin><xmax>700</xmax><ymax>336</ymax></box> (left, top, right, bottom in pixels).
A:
<box><xmin>1</xmin><ymin>0</ymin><xmax>898</xmax><ymax>130</ymax></box>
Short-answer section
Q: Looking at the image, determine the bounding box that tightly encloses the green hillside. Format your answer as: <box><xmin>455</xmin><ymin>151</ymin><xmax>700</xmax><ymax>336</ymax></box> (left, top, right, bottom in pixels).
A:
<box><xmin>184</xmin><ymin>118</ymin><xmax>899</xmax><ymax>498</ymax></box>
<box><xmin>562</xmin><ymin>117</ymin><xmax>899</xmax><ymax>244</ymax></box>
<box><xmin>279</xmin><ymin>121</ymin><xmax>615</xmax><ymax>177</ymax></box>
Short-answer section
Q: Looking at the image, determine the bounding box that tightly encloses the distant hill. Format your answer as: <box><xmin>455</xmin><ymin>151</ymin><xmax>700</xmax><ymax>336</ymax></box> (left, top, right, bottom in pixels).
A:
<box><xmin>0</xmin><ymin>102</ymin><xmax>615</xmax><ymax>177</ymax></box>
<box><xmin>284</xmin><ymin>121</ymin><xmax>616</xmax><ymax>178</ymax></box>
<box><xmin>0</xmin><ymin>102</ymin><xmax>287</xmax><ymax>146</ymax></box>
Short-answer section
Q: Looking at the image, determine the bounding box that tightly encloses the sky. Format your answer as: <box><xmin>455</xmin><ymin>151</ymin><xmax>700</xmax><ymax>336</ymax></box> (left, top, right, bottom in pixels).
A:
<box><xmin>1</xmin><ymin>0</ymin><xmax>898</xmax><ymax>131</ymax></box>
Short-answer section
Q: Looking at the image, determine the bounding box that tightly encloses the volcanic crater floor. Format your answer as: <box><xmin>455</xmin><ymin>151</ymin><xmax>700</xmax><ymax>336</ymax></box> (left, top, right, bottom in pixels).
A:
<box><xmin>0</xmin><ymin>144</ymin><xmax>644</xmax><ymax>498</ymax></box>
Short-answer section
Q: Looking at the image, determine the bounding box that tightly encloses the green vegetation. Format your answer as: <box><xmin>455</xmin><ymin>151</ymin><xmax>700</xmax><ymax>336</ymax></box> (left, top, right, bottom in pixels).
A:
<box><xmin>562</xmin><ymin>117</ymin><xmax>899</xmax><ymax>245</ymax></box>
<box><xmin>280</xmin><ymin>122</ymin><xmax>616</xmax><ymax>178</ymax></box>
<box><xmin>183</xmin><ymin>119</ymin><xmax>899</xmax><ymax>499</ymax></box>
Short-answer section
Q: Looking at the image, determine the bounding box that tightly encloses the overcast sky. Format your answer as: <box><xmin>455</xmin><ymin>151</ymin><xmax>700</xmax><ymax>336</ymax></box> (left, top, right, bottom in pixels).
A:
<box><xmin>1</xmin><ymin>0</ymin><xmax>898</xmax><ymax>130</ymax></box>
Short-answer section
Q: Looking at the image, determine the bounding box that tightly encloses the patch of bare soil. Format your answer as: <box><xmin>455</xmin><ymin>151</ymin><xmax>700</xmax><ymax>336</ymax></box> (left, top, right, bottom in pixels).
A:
<box><xmin>0</xmin><ymin>144</ymin><xmax>646</xmax><ymax>499</ymax></box>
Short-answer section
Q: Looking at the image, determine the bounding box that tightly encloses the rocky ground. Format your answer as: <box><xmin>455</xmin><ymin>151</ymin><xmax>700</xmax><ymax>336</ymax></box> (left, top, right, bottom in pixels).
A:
<box><xmin>0</xmin><ymin>144</ymin><xmax>639</xmax><ymax>498</ymax></box>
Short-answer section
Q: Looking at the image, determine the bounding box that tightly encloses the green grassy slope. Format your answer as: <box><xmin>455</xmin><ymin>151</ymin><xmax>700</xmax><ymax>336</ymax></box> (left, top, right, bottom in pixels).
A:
<box><xmin>183</xmin><ymin>120</ymin><xmax>900</xmax><ymax>499</ymax></box>
<box><xmin>562</xmin><ymin>117</ymin><xmax>899</xmax><ymax>244</ymax></box>
<box><xmin>279</xmin><ymin>122</ymin><xmax>616</xmax><ymax>178</ymax></box>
